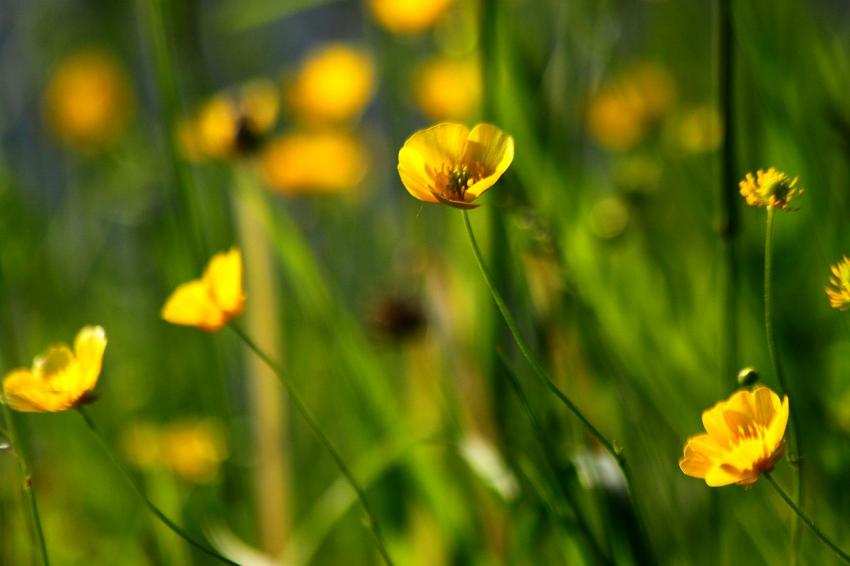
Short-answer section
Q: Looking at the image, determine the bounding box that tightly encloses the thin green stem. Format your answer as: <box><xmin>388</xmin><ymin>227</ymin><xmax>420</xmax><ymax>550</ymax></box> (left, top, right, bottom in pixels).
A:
<box><xmin>228</xmin><ymin>325</ymin><xmax>395</xmax><ymax>566</ymax></box>
<box><xmin>1</xmin><ymin>405</ymin><xmax>49</xmax><ymax>566</ymax></box>
<box><xmin>764</xmin><ymin>473</ymin><xmax>850</xmax><ymax>564</ymax></box>
<box><xmin>764</xmin><ymin>207</ymin><xmax>804</xmax><ymax>558</ymax></box>
<box><xmin>76</xmin><ymin>407</ymin><xmax>239</xmax><ymax>566</ymax></box>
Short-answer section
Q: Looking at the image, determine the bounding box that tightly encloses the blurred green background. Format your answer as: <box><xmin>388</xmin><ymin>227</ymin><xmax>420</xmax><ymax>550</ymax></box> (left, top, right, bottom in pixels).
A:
<box><xmin>3</xmin><ymin>0</ymin><xmax>850</xmax><ymax>564</ymax></box>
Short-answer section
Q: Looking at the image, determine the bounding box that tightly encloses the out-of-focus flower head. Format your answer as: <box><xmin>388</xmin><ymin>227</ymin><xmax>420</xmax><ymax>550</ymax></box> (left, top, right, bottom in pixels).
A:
<box><xmin>414</xmin><ymin>57</ymin><xmax>481</xmax><ymax>121</ymax></box>
<box><xmin>738</xmin><ymin>168</ymin><xmax>803</xmax><ymax>210</ymax></box>
<box><xmin>679</xmin><ymin>386</ymin><xmax>788</xmax><ymax>487</ymax></box>
<box><xmin>43</xmin><ymin>49</ymin><xmax>134</xmax><ymax>153</ymax></box>
<box><xmin>369</xmin><ymin>0</ymin><xmax>454</xmax><ymax>35</ymax></box>
<box><xmin>369</xmin><ymin>296</ymin><xmax>427</xmax><ymax>341</ymax></box>
<box><xmin>673</xmin><ymin>105</ymin><xmax>723</xmax><ymax>154</ymax></box>
<box><xmin>287</xmin><ymin>44</ymin><xmax>375</xmax><ymax>125</ymax></box>
<box><xmin>397</xmin><ymin>122</ymin><xmax>514</xmax><ymax>208</ymax></box>
<box><xmin>180</xmin><ymin>79</ymin><xmax>280</xmax><ymax>161</ymax></box>
<box><xmin>260</xmin><ymin>131</ymin><xmax>368</xmax><ymax>196</ymax></box>
<box><xmin>587</xmin><ymin>62</ymin><xmax>676</xmax><ymax>152</ymax></box>
<box><xmin>2</xmin><ymin>326</ymin><xmax>107</xmax><ymax>412</ymax></box>
<box><xmin>162</xmin><ymin>247</ymin><xmax>244</xmax><ymax>332</ymax></box>
<box><xmin>826</xmin><ymin>256</ymin><xmax>850</xmax><ymax>310</ymax></box>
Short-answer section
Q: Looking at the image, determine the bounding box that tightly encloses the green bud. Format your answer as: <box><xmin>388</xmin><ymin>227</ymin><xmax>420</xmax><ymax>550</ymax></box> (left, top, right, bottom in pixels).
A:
<box><xmin>737</xmin><ymin>367</ymin><xmax>759</xmax><ymax>386</ymax></box>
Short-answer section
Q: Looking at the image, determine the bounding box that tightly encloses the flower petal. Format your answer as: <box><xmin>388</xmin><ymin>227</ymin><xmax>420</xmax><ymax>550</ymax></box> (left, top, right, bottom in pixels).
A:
<box><xmin>398</xmin><ymin>122</ymin><xmax>470</xmax><ymax>202</ymax></box>
<box><xmin>2</xmin><ymin>369</ymin><xmax>54</xmax><ymax>412</ymax></box>
<box><xmin>203</xmin><ymin>247</ymin><xmax>245</xmax><ymax>317</ymax></box>
<box><xmin>463</xmin><ymin>124</ymin><xmax>515</xmax><ymax>199</ymax></box>
<box><xmin>704</xmin><ymin>464</ymin><xmax>743</xmax><ymax>487</ymax></box>
<box><xmin>74</xmin><ymin>326</ymin><xmax>107</xmax><ymax>393</ymax></box>
<box><xmin>766</xmin><ymin>395</ymin><xmax>790</xmax><ymax>451</ymax></box>
<box><xmin>162</xmin><ymin>280</ymin><xmax>226</xmax><ymax>331</ymax></box>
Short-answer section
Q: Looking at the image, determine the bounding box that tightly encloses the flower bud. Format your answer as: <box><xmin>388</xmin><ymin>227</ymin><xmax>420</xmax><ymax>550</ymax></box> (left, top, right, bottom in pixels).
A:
<box><xmin>737</xmin><ymin>367</ymin><xmax>759</xmax><ymax>386</ymax></box>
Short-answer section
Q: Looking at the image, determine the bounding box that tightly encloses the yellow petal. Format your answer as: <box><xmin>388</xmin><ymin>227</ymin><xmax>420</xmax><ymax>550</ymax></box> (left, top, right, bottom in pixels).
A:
<box><xmin>766</xmin><ymin>395</ymin><xmax>790</xmax><ymax>451</ymax></box>
<box><xmin>701</xmin><ymin>403</ymin><xmax>732</xmax><ymax>447</ymax></box>
<box><xmin>749</xmin><ymin>386</ymin><xmax>779</xmax><ymax>427</ymax></box>
<box><xmin>162</xmin><ymin>280</ymin><xmax>227</xmax><ymax>332</ymax></box>
<box><xmin>398</xmin><ymin>122</ymin><xmax>470</xmax><ymax>202</ymax></box>
<box><xmin>704</xmin><ymin>464</ymin><xmax>743</xmax><ymax>487</ymax></box>
<box><xmin>3</xmin><ymin>369</ymin><xmax>53</xmax><ymax>412</ymax></box>
<box><xmin>463</xmin><ymin>123</ymin><xmax>515</xmax><ymax>199</ymax></box>
<box><xmin>74</xmin><ymin>325</ymin><xmax>107</xmax><ymax>393</ymax></box>
<box><xmin>32</xmin><ymin>345</ymin><xmax>82</xmax><ymax>393</ymax></box>
<box><xmin>203</xmin><ymin>247</ymin><xmax>245</xmax><ymax>316</ymax></box>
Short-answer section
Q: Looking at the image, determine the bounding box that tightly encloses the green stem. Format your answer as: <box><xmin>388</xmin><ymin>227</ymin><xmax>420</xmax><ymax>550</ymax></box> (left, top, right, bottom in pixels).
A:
<box><xmin>1</xmin><ymin>405</ymin><xmax>49</xmax><ymax>566</ymax></box>
<box><xmin>76</xmin><ymin>407</ymin><xmax>239</xmax><ymax>566</ymax></box>
<box><xmin>764</xmin><ymin>473</ymin><xmax>850</xmax><ymax>564</ymax></box>
<box><xmin>764</xmin><ymin>207</ymin><xmax>804</xmax><ymax>557</ymax></box>
<box><xmin>228</xmin><ymin>325</ymin><xmax>395</xmax><ymax>566</ymax></box>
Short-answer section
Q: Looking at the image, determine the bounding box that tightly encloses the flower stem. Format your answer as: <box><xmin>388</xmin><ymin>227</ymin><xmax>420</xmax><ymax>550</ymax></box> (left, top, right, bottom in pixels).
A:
<box><xmin>461</xmin><ymin>210</ymin><xmax>655</xmax><ymax>562</ymax></box>
<box><xmin>764</xmin><ymin>207</ymin><xmax>804</xmax><ymax>557</ymax></box>
<box><xmin>228</xmin><ymin>325</ymin><xmax>395</xmax><ymax>566</ymax></box>
<box><xmin>76</xmin><ymin>407</ymin><xmax>239</xmax><ymax>566</ymax></box>
<box><xmin>2</xmin><ymin>405</ymin><xmax>50</xmax><ymax>566</ymax></box>
<box><xmin>764</xmin><ymin>473</ymin><xmax>850</xmax><ymax>564</ymax></box>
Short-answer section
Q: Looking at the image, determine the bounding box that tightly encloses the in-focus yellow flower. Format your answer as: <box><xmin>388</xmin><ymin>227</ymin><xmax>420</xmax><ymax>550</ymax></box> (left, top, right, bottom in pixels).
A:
<box><xmin>369</xmin><ymin>0</ymin><xmax>454</xmax><ymax>34</ymax></box>
<box><xmin>679</xmin><ymin>386</ymin><xmax>789</xmax><ymax>487</ymax></box>
<box><xmin>260</xmin><ymin>131</ymin><xmax>368</xmax><ymax>195</ymax></box>
<box><xmin>288</xmin><ymin>44</ymin><xmax>375</xmax><ymax>125</ymax></box>
<box><xmin>826</xmin><ymin>256</ymin><xmax>850</xmax><ymax>310</ymax></box>
<box><xmin>397</xmin><ymin>122</ymin><xmax>514</xmax><ymax>208</ymax></box>
<box><xmin>181</xmin><ymin>79</ymin><xmax>280</xmax><ymax>161</ymax></box>
<box><xmin>414</xmin><ymin>57</ymin><xmax>481</xmax><ymax>121</ymax></box>
<box><xmin>43</xmin><ymin>49</ymin><xmax>134</xmax><ymax>153</ymax></box>
<box><xmin>162</xmin><ymin>248</ymin><xmax>245</xmax><ymax>332</ymax></box>
<box><xmin>2</xmin><ymin>326</ymin><xmax>107</xmax><ymax>412</ymax></box>
<box><xmin>738</xmin><ymin>168</ymin><xmax>803</xmax><ymax>210</ymax></box>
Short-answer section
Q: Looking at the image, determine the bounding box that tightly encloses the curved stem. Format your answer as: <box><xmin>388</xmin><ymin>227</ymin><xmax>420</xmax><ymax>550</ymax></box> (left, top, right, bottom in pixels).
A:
<box><xmin>764</xmin><ymin>208</ymin><xmax>804</xmax><ymax>557</ymax></box>
<box><xmin>764</xmin><ymin>473</ymin><xmax>850</xmax><ymax>564</ymax></box>
<box><xmin>76</xmin><ymin>407</ymin><xmax>239</xmax><ymax>566</ymax></box>
<box><xmin>228</xmin><ymin>325</ymin><xmax>395</xmax><ymax>566</ymax></box>
<box><xmin>2</xmin><ymin>405</ymin><xmax>50</xmax><ymax>565</ymax></box>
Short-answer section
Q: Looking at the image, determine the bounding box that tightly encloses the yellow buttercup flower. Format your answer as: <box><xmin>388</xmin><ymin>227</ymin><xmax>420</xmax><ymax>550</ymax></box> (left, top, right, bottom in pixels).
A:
<box><xmin>162</xmin><ymin>248</ymin><xmax>245</xmax><ymax>332</ymax></box>
<box><xmin>288</xmin><ymin>44</ymin><xmax>375</xmax><ymax>125</ymax></box>
<box><xmin>826</xmin><ymin>256</ymin><xmax>850</xmax><ymax>310</ymax></box>
<box><xmin>397</xmin><ymin>122</ymin><xmax>514</xmax><ymax>208</ymax></box>
<box><xmin>679</xmin><ymin>386</ymin><xmax>789</xmax><ymax>487</ymax></box>
<box><xmin>260</xmin><ymin>131</ymin><xmax>368</xmax><ymax>195</ymax></box>
<box><xmin>414</xmin><ymin>57</ymin><xmax>481</xmax><ymax>121</ymax></box>
<box><xmin>43</xmin><ymin>49</ymin><xmax>134</xmax><ymax>153</ymax></box>
<box><xmin>369</xmin><ymin>0</ymin><xmax>454</xmax><ymax>35</ymax></box>
<box><xmin>739</xmin><ymin>168</ymin><xmax>803</xmax><ymax>210</ymax></box>
<box><xmin>2</xmin><ymin>326</ymin><xmax>107</xmax><ymax>413</ymax></box>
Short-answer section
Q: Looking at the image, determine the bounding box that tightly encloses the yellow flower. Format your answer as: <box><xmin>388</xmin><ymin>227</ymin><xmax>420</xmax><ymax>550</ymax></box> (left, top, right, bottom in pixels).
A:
<box><xmin>674</xmin><ymin>105</ymin><xmax>723</xmax><ymax>154</ymax></box>
<box><xmin>260</xmin><ymin>131</ymin><xmax>368</xmax><ymax>195</ymax></box>
<box><xmin>369</xmin><ymin>0</ymin><xmax>454</xmax><ymax>34</ymax></box>
<box><xmin>414</xmin><ymin>57</ymin><xmax>481</xmax><ymax>121</ymax></box>
<box><xmin>160</xmin><ymin>420</ymin><xmax>228</xmax><ymax>483</ymax></box>
<box><xmin>162</xmin><ymin>248</ymin><xmax>245</xmax><ymax>332</ymax></box>
<box><xmin>738</xmin><ymin>168</ymin><xmax>803</xmax><ymax>210</ymax></box>
<box><xmin>43</xmin><ymin>49</ymin><xmax>134</xmax><ymax>153</ymax></box>
<box><xmin>287</xmin><ymin>44</ymin><xmax>375</xmax><ymax>125</ymax></box>
<box><xmin>2</xmin><ymin>326</ymin><xmax>107</xmax><ymax>412</ymax></box>
<box><xmin>397</xmin><ymin>122</ymin><xmax>514</xmax><ymax>208</ymax></box>
<box><xmin>826</xmin><ymin>256</ymin><xmax>850</xmax><ymax>310</ymax></box>
<box><xmin>679</xmin><ymin>386</ymin><xmax>789</xmax><ymax>487</ymax></box>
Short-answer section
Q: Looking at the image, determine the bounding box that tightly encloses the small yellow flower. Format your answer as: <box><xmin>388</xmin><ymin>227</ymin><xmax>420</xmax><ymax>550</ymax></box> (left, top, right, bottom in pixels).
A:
<box><xmin>43</xmin><ymin>49</ymin><xmax>134</xmax><ymax>153</ymax></box>
<box><xmin>287</xmin><ymin>44</ymin><xmax>375</xmax><ymax>125</ymax></box>
<box><xmin>2</xmin><ymin>326</ymin><xmax>107</xmax><ymax>413</ymax></box>
<box><xmin>260</xmin><ymin>131</ymin><xmax>368</xmax><ymax>195</ymax></box>
<box><xmin>826</xmin><ymin>256</ymin><xmax>850</xmax><ymax>310</ymax></box>
<box><xmin>414</xmin><ymin>57</ymin><xmax>481</xmax><ymax>121</ymax></box>
<box><xmin>369</xmin><ymin>0</ymin><xmax>454</xmax><ymax>35</ymax></box>
<box><xmin>738</xmin><ymin>168</ymin><xmax>804</xmax><ymax>210</ymax></box>
<box><xmin>679</xmin><ymin>386</ymin><xmax>789</xmax><ymax>487</ymax></box>
<box><xmin>162</xmin><ymin>248</ymin><xmax>245</xmax><ymax>332</ymax></box>
<box><xmin>397</xmin><ymin>122</ymin><xmax>514</xmax><ymax>208</ymax></box>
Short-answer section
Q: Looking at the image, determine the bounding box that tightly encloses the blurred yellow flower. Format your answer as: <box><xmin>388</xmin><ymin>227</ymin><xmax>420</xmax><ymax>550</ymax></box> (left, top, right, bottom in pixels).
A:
<box><xmin>369</xmin><ymin>0</ymin><xmax>454</xmax><ymax>34</ymax></box>
<box><xmin>414</xmin><ymin>57</ymin><xmax>480</xmax><ymax>121</ymax></box>
<box><xmin>398</xmin><ymin>122</ymin><xmax>514</xmax><ymax>208</ymax></box>
<box><xmin>738</xmin><ymin>168</ymin><xmax>803</xmax><ymax>210</ymax></box>
<box><xmin>162</xmin><ymin>248</ymin><xmax>245</xmax><ymax>332</ymax></box>
<box><xmin>43</xmin><ymin>49</ymin><xmax>134</xmax><ymax>153</ymax></box>
<box><xmin>181</xmin><ymin>79</ymin><xmax>280</xmax><ymax>161</ymax></box>
<box><xmin>288</xmin><ymin>44</ymin><xmax>375</xmax><ymax>125</ymax></box>
<box><xmin>679</xmin><ymin>386</ymin><xmax>788</xmax><ymax>487</ymax></box>
<box><xmin>674</xmin><ymin>105</ymin><xmax>723</xmax><ymax>154</ymax></box>
<box><xmin>260</xmin><ymin>131</ymin><xmax>368</xmax><ymax>195</ymax></box>
<box><xmin>826</xmin><ymin>256</ymin><xmax>850</xmax><ymax>310</ymax></box>
<box><xmin>2</xmin><ymin>326</ymin><xmax>107</xmax><ymax>412</ymax></box>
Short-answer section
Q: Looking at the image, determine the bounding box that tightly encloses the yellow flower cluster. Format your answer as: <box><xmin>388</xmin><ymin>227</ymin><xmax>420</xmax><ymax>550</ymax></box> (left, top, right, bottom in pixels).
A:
<box><xmin>738</xmin><ymin>168</ymin><xmax>804</xmax><ymax>210</ymax></box>
<box><xmin>826</xmin><ymin>256</ymin><xmax>850</xmax><ymax>310</ymax></box>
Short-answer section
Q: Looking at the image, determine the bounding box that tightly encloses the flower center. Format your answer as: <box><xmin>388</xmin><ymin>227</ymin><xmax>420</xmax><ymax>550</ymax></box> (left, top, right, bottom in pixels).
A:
<box><xmin>435</xmin><ymin>162</ymin><xmax>484</xmax><ymax>200</ymax></box>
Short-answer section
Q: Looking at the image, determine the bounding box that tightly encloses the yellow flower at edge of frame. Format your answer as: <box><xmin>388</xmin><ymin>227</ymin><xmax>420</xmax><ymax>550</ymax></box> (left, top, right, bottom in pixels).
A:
<box><xmin>826</xmin><ymin>256</ymin><xmax>850</xmax><ymax>310</ymax></box>
<box><xmin>2</xmin><ymin>326</ymin><xmax>107</xmax><ymax>413</ymax></box>
<box><xmin>369</xmin><ymin>0</ymin><xmax>454</xmax><ymax>35</ymax></box>
<box><xmin>161</xmin><ymin>248</ymin><xmax>245</xmax><ymax>332</ymax></box>
<box><xmin>397</xmin><ymin>122</ymin><xmax>514</xmax><ymax>208</ymax></box>
<box><xmin>738</xmin><ymin>168</ymin><xmax>803</xmax><ymax>210</ymax></box>
<box><xmin>679</xmin><ymin>386</ymin><xmax>789</xmax><ymax>487</ymax></box>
